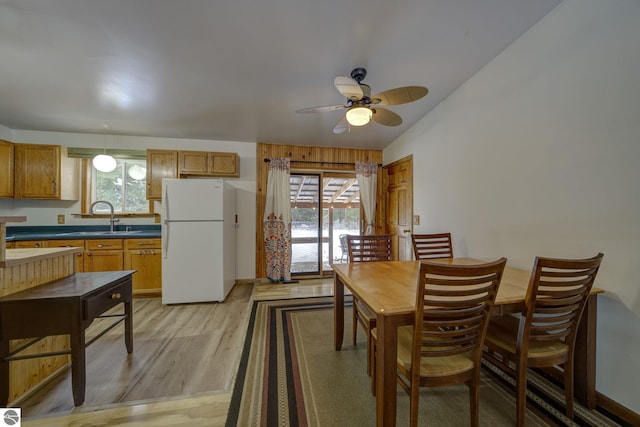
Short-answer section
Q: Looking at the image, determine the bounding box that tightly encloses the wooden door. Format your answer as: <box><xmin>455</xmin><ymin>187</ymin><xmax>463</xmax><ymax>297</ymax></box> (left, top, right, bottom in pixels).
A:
<box><xmin>384</xmin><ymin>156</ymin><xmax>413</xmax><ymax>261</ymax></box>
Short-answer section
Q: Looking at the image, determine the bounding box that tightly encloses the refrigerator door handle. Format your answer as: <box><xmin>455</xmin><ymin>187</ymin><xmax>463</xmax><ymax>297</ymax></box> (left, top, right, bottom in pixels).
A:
<box><xmin>162</xmin><ymin>183</ymin><xmax>169</xmax><ymax>259</ymax></box>
<box><xmin>162</xmin><ymin>222</ymin><xmax>169</xmax><ymax>259</ymax></box>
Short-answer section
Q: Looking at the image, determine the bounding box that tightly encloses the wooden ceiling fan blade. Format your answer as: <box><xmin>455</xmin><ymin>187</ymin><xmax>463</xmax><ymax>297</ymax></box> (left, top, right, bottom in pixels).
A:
<box><xmin>334</xmin><ymin>75</ymin><xmax>363</xmax><ymax>101</ymax></box>
<box><xmin>371</xmin><ymin>108</ymin><xmax>402</xmax><ymax>126</ymax></box>
<box><xmin>372</xmin><ymin>86</ymin><xmax>428</xmax><ymax>106</ymax></box>
<box><xmin>333</xmin><ymin>116</ymin><xmax>349</xmax><ymax>134</ymax></box>
<box><xmin>296</xmin><ymin>104</ymin><xmax>346</xmax><ymax>113</ymax></box>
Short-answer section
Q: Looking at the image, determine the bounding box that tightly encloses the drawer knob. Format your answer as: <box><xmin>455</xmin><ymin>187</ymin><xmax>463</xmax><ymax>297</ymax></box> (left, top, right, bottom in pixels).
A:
<box><xmin>111</xmin><ymin>293</ymin><xmax>122</xmax><ymax>300</ymax></box>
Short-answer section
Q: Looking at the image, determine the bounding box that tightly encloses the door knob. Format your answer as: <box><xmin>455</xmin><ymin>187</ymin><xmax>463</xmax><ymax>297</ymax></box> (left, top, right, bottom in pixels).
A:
<box><xmin>403</xmin><ymin>229</ymin><xmax>411</xmax><ymax>233</ymax></box>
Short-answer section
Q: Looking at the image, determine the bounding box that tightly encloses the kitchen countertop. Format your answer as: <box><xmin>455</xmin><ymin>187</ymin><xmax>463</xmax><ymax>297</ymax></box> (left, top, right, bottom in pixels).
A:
<box><xmin>0</xmin><ymin>247</ymin><xmax>83</xmax><ymax>268</ymax></box>
<box><xmin>5</xmin><ymin>225</ymin><xmax>161</xmax><ymax>242</ymax></box>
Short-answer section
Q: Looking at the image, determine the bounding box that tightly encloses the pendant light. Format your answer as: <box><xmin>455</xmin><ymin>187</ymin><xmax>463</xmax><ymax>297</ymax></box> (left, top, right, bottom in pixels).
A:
<box><xmin>93</xmin><ymin>125</ymin><xmax>117</xmax><ymax>172</ymax></box>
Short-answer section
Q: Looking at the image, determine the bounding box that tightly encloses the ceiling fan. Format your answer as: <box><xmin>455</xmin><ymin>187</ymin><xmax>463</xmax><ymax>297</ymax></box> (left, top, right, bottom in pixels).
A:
<box><xmin>296</xmin><ymin>67</ymin><xmax>428</xmax><ymax>134</ymax></box>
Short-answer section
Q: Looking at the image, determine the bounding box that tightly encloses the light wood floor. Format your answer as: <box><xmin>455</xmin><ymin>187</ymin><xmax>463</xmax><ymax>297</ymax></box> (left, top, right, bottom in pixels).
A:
<box><xmin>22</xmin><ymin>278</ymin><xmax>333</xmax><ymax>427</ymax></box>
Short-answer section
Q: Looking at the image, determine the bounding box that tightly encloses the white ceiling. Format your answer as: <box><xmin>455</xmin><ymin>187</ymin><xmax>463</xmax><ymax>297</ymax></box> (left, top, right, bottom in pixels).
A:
<box><xmin>0</xmin><ymin>0</ymin><xmax>562</xmax><ymax>150</ymax></box>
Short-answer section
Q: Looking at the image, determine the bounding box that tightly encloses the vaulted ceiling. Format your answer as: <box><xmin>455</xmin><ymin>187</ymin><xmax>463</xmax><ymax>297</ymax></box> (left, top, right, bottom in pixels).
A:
<box><xmin>0</xmin><ymin>0</ymin><xmax>562</xmax><ymax>150</ymax></box>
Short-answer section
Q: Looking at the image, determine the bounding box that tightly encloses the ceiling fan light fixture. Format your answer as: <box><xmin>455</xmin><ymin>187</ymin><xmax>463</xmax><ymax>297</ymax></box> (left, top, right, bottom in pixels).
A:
<box><xmin>346</xmin><ymin>107</ymin><xmax>372</xmax><ymax>126</ymax></box>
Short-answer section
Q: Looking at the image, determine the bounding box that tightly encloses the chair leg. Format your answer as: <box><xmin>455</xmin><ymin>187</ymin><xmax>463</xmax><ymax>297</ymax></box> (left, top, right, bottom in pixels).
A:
<box><xmin>564</xmin><ymin>356</ymin><xmax>575</xmax><ymax>419</ymax></box>
<box><xmin>410</xmin><ymin>377</ymin><xmax>420</xmax><ymax>427</ymax></box>
<box><xmin>469</xmin><ymin>375</ymin><xmax>480</xmax><ymax>427</ymax></box>
<box><xmin>352</xmin><ymin>303</ymin><xmax>358</xmax><ymax>345</ymax></box>
<box><xmin>516</xmin><ymin>362</ymin><xmax>527</xmax><ymax>427</ymax></box>
<box><xmin>370</xmin><ymin>338</ymin><xmax>377</xmax><ymax>395</ymax></box>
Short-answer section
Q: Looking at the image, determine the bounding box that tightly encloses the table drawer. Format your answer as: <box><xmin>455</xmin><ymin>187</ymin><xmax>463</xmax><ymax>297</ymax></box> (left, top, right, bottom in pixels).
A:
<box><xmin>84</xmin><ymin>280</ymin><xmax>131</xmax><ymax>321</ymax></box>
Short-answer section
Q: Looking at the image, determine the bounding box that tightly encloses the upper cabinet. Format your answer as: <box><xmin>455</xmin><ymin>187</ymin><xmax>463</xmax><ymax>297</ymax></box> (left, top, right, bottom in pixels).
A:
<box><xmin>146</xmin><ymin>149</ymin><xmax>239</xmax><ymax>200</ymax></box>
<box><xmin>0</xmin><ymin>140</ymin><xmax>14</xmax><ymax>198</ymax></box>
<box><xmin>146</xmin><ymin>149</ymin><xmax>178</xmax><ymax>200</ymax></box>
<box><xmin>14</xmin><ymin>143</ymin><xmax>79</xmax><ymax>200</ymax></box>
<box><xmin>178</xmin><ymin>151</ymin><xmax>239</xmax><ymax>177</ymax></box>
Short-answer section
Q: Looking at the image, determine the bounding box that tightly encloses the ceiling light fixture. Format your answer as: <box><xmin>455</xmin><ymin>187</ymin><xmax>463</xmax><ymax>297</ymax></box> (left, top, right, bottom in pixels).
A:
<box><xmin>345</xmin><ymin>106</ymin><xmax>372</xmax><ymax>126</ymax></box>
<box><xmin>92</xmin><ymin>125</ymin><xmax>117</xmax><ymax>172</ymax></box>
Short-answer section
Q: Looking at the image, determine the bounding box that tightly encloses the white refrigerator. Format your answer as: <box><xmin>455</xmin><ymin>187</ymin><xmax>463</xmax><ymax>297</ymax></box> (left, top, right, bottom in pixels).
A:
<box><xmin>161</xmin><ymin>178</ymin><xmax>236</xmax><ymax>304</ymax></box>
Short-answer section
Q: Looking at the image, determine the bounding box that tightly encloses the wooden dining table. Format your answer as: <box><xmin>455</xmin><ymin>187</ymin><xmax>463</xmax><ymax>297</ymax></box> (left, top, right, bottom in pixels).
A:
<box><xmin>332</xmin><ymin>258</ymin><xmax>602</xmax><ymax>427</ymax></box>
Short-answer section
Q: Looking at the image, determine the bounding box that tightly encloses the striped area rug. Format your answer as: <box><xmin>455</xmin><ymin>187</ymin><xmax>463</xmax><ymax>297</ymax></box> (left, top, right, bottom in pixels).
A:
<box><xmin>226</xmin><ymin>297</ymin><xmax>623</xmax><ymax>426</ymax></box>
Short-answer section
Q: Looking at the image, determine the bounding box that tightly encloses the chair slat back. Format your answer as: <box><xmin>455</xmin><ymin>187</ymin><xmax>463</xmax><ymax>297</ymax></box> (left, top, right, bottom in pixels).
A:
<box><xmin>522</xmin><ymin>253</ymin><xmax>604</xmax><ymax>346</ymax></box>
<box><xmin>415</xmin><ymin>258</ymin><xmax>507</xmax><ymax>360</ymax></box>
<box><xmin>411</xmin><ymin>233</ymin><xmax>453</xmax><ymax>260</ymax></box>
<box><xmin>347</xmin><ymin>235</ymin><xmax>392</xmax><ymax>262</ymax></box>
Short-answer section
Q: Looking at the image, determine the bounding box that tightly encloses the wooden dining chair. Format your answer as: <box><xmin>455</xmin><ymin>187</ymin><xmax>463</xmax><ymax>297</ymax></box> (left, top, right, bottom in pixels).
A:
<box><xmin>483</xmin><ymin>253</ymin><xmax>604</xmax><ymax>426</ymax></box>
<box><xmin>411</xmin><ymin>233</ymin><xmax>454</xmax><ymax>260</ymax></box>
<box><xmin>337</xmin><ymin>234</ymin><xmax>349</xmax><ymax>262</ymax></box>
<box><xmin>371</xmin><ymin>258</ymin><xmax>507</xmax><ymax>426</ymax></box>
<box><xmin>346</xmin><ymin>234</ymin><xmax>392</xmax><ymax>375</ymax></box>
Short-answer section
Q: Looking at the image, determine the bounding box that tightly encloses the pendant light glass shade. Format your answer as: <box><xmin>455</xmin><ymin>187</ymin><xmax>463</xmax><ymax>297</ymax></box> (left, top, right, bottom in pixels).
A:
<box><xmin>92</xmin><ymin>154</ymin><xmax>117</xmax><ymax>172</ymax></box>
<box><xmin>93</xmin><ymin>124</ymin><xmax>117</xmax><ymax>172</ymax></box>
<box><xmin>346</xmin><ymin>107</ymin><xmax>372</xmax><ymax>126</ymax></box>
<box><xmin>127</xmin><ymin>164</ymin><xmax>146</xmax><ymax>180</ymax></box>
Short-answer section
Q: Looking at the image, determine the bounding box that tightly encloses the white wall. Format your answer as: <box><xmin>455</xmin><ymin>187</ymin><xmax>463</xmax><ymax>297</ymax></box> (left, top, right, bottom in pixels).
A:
<box><xmin>0</xmin><ymin>124</ymin><xmax>11</xmax><ymax>140</ymax></box>
<box><xmin>385</xmin><ymin>0</ymin><xmax>640</xmax><ymax>411</ymax></box>
<box><xmin>0</xmin><ymin>130</ymin><xmax>257</xmax><ymax>280</ymax></box>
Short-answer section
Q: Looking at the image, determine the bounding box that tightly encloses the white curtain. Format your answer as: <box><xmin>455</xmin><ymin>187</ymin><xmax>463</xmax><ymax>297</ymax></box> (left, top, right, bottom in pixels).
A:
<box><xmin>263</xmin><ymin>158</ymin><xmax>292</xmax><ymax>282</ymax></box>
<box><xmin>355</xmin><ymin>161</ymin><xmax>378</xmax><ymax>235</ymax></box>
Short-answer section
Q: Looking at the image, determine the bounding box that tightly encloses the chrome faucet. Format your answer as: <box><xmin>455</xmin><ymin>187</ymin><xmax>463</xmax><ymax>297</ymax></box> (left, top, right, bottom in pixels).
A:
<box><xmin>90</xmin><ymin>200</ymin><xmax>119</xmax><ymax>232</ymax></box>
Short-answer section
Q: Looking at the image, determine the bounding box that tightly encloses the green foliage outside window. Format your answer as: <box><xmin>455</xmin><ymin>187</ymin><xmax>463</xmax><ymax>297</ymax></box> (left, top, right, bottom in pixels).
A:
<box><xmin>93</xmin><ymin>160</ymin><xmax>148</xmax><ymax>213</ymax></box>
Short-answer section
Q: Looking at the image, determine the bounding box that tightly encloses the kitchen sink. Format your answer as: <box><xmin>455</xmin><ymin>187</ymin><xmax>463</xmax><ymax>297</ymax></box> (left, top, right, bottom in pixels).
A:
<box><xmin>55</xmin><ymin>230</ymin><xmax>144</xmax><ymax>237</ymax></box>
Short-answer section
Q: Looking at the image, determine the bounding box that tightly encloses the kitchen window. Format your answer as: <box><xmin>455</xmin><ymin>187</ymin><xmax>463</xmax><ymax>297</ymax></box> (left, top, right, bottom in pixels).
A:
<box><xmin>91</xmin><ymin>158</ymin><xmax>149</xmax><ymax>214</ymax></box>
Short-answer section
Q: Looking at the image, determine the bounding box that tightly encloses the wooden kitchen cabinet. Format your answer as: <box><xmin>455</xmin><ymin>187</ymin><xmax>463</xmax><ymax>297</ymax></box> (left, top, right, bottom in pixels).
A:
<box><xmin>14</xmin><ymin>240</ymin><xmax>45</xmax><ymax>248</ymax></box>
<box><xmin>46</xmin><ymin>239</ymin><xmax>85</xmax><ymax>272</ymax></box>
<box><xmin>0</xmin><ymin>140</ymin><xmax>13</xmax><ymax>198</ymax></box>
<box><xmin>14</xmin><ymin>143</ymin><xmax>79</xmax><ymax>200</ymax></box>
<box><xmin>124</xmin><ymin>238</ymin><xmax>162</xmax><ymax>296</ymax></box>
<box><xmin>146</xmin><ymin>149</ymin><xmax>178</xmax><ymax>200</ymax></box>
<box><xmin>84</xmin><ymin>239</ymin><xmax>124</xmax><ymax>272</ymax></box>
<box><xmin>178</xmin><ymin>151</ymin><xmax>239</xmax><ymax>177</ymax></box>
<box><xmin>5</xmin><ymin>242</ymin><xmax>14</xmax><ymax>249</ymax></box>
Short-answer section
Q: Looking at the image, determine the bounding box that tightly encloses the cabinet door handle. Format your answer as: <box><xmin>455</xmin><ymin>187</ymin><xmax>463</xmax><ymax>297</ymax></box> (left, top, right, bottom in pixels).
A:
<box><xmin>97</xmin><ymin>243</ymin><xmax>113</xmax><ymax>248</ymax></box>
<box><xmin>137</xmin><ymin>242</ymin><xmax>156</xmax><ymax>246</ymax></box>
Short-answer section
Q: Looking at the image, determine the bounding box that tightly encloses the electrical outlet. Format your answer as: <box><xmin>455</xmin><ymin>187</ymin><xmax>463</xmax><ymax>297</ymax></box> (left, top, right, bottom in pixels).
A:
<box><xmin>57</xmin><ymin>214</ymin><xmax>65</xmax><ymax>224</ymax></box>
<box><xmin>413</xmin><ymin>215</ymin><xmax>420</xmax><ymax>225</ymax></box>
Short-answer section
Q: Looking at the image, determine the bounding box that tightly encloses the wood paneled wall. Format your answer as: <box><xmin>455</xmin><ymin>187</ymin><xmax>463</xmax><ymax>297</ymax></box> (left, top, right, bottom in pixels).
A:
<box><xmin>255</xmin><ymin>143</ymin><xmax>384</xmax><ymax>278</ymax></box>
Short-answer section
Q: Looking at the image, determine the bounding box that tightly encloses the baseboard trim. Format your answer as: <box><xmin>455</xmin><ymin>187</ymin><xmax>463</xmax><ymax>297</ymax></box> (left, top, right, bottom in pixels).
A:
<box><xmin>597</xmin><ymin>391</ymin><xmax>640</xmax><ymax>426</ymax></box>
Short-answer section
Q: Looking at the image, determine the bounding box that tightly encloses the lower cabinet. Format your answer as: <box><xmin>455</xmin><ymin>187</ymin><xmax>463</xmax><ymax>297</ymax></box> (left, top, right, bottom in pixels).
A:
<box><xmin>46</xmin><ymin>239</ymin><xmax>85</xmax><ymax>272</ymax></box>
<box><xmin>10</xmin><ymin>237</ymin><xmax>162</xmax><ymax>295</ymax></box>
<box><xmin>124</xmin><ymin>238</ymin><xmax>162</xmax><ymax>296</ymax></box>
<box><xmin>14</xmin><ymin>240</ymin><xmax>45</xmax><ymax>248</ymax></box>
<box><xmin>84</xmin><ymin>239</ymin><xmax>124</xmax><ymax>272</ymax></box>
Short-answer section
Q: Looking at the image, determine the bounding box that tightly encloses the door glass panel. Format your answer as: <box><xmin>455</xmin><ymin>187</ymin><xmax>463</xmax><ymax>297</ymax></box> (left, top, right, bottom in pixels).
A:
<box><xmin>291</xmin><ymin>174</ymin><xmax>321</xmax><ymax>275</ymax></box>
<box><xmin>324</xmin><ymin>175</ymin><xmax>360</xmax><ymax>271</ymax></box>
<box><xmin>290</xmin><ymin>173</ymin><xmax>361</xmax><ymax>276</ymax></box>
